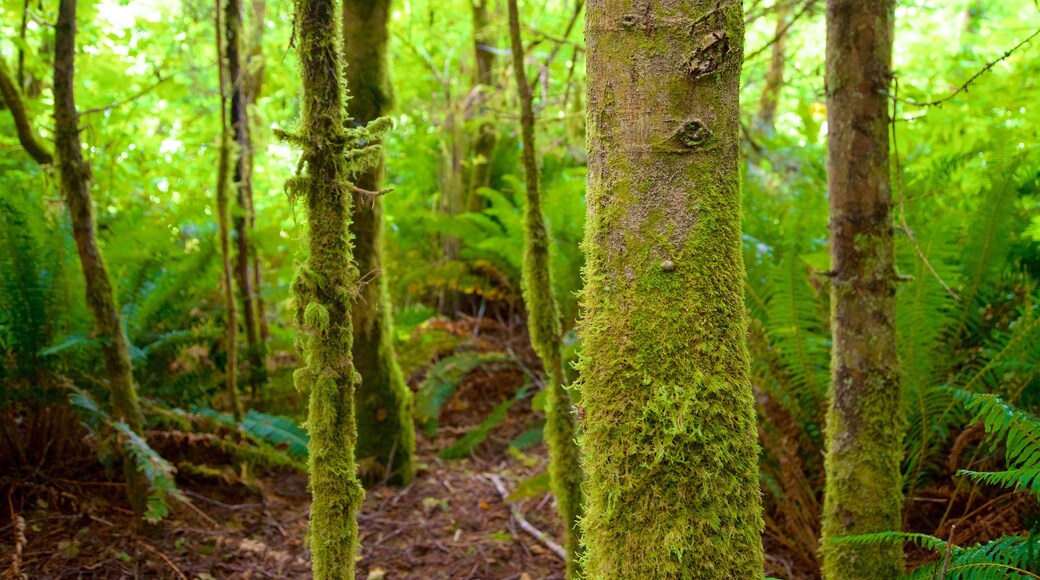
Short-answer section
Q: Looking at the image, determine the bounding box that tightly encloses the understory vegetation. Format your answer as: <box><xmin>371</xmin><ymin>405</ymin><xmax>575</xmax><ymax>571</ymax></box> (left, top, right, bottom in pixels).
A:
<box><xmin>1</xmin><ymin>0</ymin><xmax>1039</xmax><ymax>578</ymax></box>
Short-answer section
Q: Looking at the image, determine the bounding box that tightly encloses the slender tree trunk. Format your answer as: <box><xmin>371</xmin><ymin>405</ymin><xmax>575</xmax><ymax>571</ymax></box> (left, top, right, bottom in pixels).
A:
<box><xmin>53</xmin><ymin>0</ymin><xmax>148</xmax><ymax>517</ymax></box>
<box><xmin>226</xmin><ymin>0</ymin><xmax>267</xmax><ymax>393</ymax></box>
<box><xmin>245</xmin><ymin>0</ymin><xmax>270</xmax><ymax>344</ymax></box>
<box><xmin>820</xmin><ymin>1</ymin><xmax>904</xmax><ymax>578</ymax></box>
<box><xmin>507</xmin><ymin>0</ymin><xmax>583</xmax><ymax>575</ymax></box>
<box><xmin>342</xmin><ymin>0</ymin><xmax>416</xmax><ymax>486</ymax></box>
<box><xmin>753</xmin><ymin>2</ymin><xmax>788</xmax><ymax>135</ymax></box>
<box><xmin>579</xmin><ymin>1</ymin><xmax>763</xmax><ymax>576</ymax></box>
<box><xmin>465</xmin><ymin>0</ymin><xmax>498</xmax><ymax>212</ymax></box>
<box><xmin>216</xmin><ymin>0</ymin><xmax>243</xmax><ymax>422</ymax></box>
<box><xmin>287</xmin><ymin>0</ymin><xmax>375</xmax><ymax>574</ymax></box>
<box><xmin>0</xmin><ymin>59</ymin><xmax>52</xmax><ymax>166</ymax></box>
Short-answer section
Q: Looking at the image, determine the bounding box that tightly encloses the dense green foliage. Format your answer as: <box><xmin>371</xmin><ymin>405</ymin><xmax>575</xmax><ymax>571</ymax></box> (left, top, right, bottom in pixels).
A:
<box><xmin>1</xmin><ymin>0</ymin><xmax>1039</xmax><ymax>577</ymax></box>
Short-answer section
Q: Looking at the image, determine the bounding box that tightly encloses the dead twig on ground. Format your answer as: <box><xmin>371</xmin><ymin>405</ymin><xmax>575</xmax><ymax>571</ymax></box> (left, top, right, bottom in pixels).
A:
<box><xmin>486</xmin><ymin>474</ymin><xmax>566</xmax><ymax>561</ymax></box>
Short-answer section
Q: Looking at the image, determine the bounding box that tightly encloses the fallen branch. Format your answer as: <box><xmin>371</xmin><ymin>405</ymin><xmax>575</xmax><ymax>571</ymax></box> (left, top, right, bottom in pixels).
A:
<box><xmin>486</xmin><ymin>474</ymin><xmax>567</xmax><ymax>561</ymax></box>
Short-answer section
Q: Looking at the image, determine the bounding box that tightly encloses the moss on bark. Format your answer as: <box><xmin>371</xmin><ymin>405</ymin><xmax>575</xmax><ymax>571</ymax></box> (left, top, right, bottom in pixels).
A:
<box><xmin>821</xmin><ymin>1</ymin><xmax>905</xmax><ymax>578</ymax></box>
<box><xmin>507</xmin><ymin>0</ymin><xmax>584</xmax><ymax>575</ymax></box>
<box><xmin>226</xmin><ymin>0</ymin><xmax>267</xmax><ymax>393</ymax></box>
<box><xmin>53</xmin><ymin>0</ymin><xmax>148</xmax><ymax>517</ymax></box>
<box><xmin>284</xmin><ymin>0</ymin><xmax>390</xmax><ymax>574</ymax></box>
<box><xmin>342</xmin><ymin>0</ymin><xmax>416</xmax><ymax>486</ymax></box>
<box><xmin>578</xmin><ymin>1</ymin><xmax>763</xmax><ymax>577</ymax></box>
<box><xmin>216</xmin><ymin>0</ymin><xmax>243</xmax><ymax>421</ymax></box>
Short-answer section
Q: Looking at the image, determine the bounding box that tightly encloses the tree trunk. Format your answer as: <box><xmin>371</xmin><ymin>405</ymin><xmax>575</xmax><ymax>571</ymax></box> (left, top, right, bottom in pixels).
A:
<box><xmin>245</xmin><ymin>0</ymin><xmax>270</xmax><ymax>344</ymax></box>
<box><xmin>507</xmin><ymin>0</ymin><xmax>584</xmax><ymax>575</ymax></box>
<box><xmin>342</xmin><ymin>0</ymin><xmax>416</xmax><ymax>486</ymax></box>
<box><xmin>753</xmin><ymin>2</ymin><xmax>788</xmax><ymax>135</ymax></box>
<box><xmin>579</xmin><ymin>1</ymin><xmax>763</xmax><ymax>576</ymax></box>
<box><xmin>216</xmin><ymin>0</ymin><xmax>243</xmax><ymax>422</ymax></box>
<box><xmin>226</xmin><ymin>0</ymin><xmax>267</xmax><ymax>393</ymax></box>
<box><xmin>53</xmin><ymin>0</ymin><xmax>149</xmax><ymax>517</ymax></box>
<box><xmin>465</xmin><ymin>0</ymin><xmax>498</xmax><ymax>212</ymax></box>
<box><xmin>288</xmin><ymin>0</ymin><xmax>373</xmax><ymax>574</ymax></box>
<box><xmin>820</xmin><ymin>1</ymin><xmax>904</xmax><ymax>578</ymax></box>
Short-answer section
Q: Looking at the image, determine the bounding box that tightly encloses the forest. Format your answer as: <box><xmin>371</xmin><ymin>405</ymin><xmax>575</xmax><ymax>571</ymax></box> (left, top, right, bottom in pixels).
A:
<box><xmin>1</xmin><ymin>0</ymin><xmax>1039</xmax><ymax>578</ymax></box>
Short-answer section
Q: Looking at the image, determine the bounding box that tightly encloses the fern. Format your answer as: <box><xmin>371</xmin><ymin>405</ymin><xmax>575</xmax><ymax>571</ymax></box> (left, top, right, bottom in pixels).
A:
<box><xmin>67</xmin><ymin>387</ymin><xmax>183</xmax><ymax>524</ymax></box>
<box><xmin>959</xmin><ymin>393</ymin><xmax>1040</xmax><ymax>497</ymax></box>
<box><xmin>438</xmin><ymin>385</ymin><xmax>529</xmax><ymax>460</ymax></box>
<box><xmin>415</xmin><ymin>351</ymin><xmax>511</xmax><ymax>435</ymax></box>
<box><xmin>834</xmin><ymin>532</ymin><xmax>1040</xmax><ymax>579</ymax></box>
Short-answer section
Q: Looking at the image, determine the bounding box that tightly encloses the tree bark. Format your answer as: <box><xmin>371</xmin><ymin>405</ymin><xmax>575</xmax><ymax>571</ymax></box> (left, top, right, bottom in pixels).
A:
<box><xmin>226</xmin><ymin>0</ymin><xmax>267</xmax><ymax>392</ymax></box>
<box><xmin>342</xmin><ymin>0</ymin><xmax>416</xmax><ymax>486</ymax></box>
<box><xmin>753</xmin><ymin>2</ymin><xmax>788</xmax><ymax>135</ymax></box>
<box><xmin>465</xmin><ymin>0</ymin><xmax>498</xmax><ymax>212</ymax></box>
<box><xmin>820</xmin><ymin>1</ymin><xmax>904</xmax><ymax>578</ymax></box>
<box><xmin>53</xmin><ymin>0</ymin><xmax>148</xmax><ymax>517</ymax></box>
<box><xmin>0</xmin><ymin>58</ymin><xmax>53</xmax><ymax>166</ymax></box>
<box><xmin>507</xmin><ymin>0</ymin><xmax>584</xmax><ymax>575</ymax></box>
<box><xmin>579</xmin><ymin>1</ymin><xmax>763</xmax><ymax>576</ymax></box>
<box><xmin>216</xmin><ymin>0</ymin><xmax>243</xmax><ymax>422</ymax></box>
<box><xmin>288</xmin><ymin>0</ymin><xmax>371</xmax><ymax>575</ymax></box>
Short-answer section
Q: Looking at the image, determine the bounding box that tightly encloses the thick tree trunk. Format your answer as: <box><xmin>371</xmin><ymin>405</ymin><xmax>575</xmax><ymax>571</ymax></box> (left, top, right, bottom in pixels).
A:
<box><xmin>288</xmin><ymin>0</ymin><xmax>370</xmax><ymax>575</ymax></box>
<box><xmin>820</xmin><ymin>1</ymin><xmax>904</xmax><ymax>578</ymax></box>
<box><xmin>342</xmin><ymin>0</ymin><xmax>416</xmax><ymax>486</ymax></box>
<box><xmin>465</xmin><ymin>0</ymin><xmax>498</xmax><ymax>212</ymax></box>
<box><xmin>53</xmin><ymin>0</ymin><xmax>148</xmax><ymax>517</ymax></box>
<box><xmin>226</xmin><ymin>0</ymin><xmax>267</xmax><ymax>392</ymax></box>
<box><xmin>216</xmin><ymin>0</ymin><xmax>243</xmax><ymax>422</ymax></box>
<box><xmin>507</xmin><ymin>0</ymin><xmax>584</xmax><ymax>575</ymax></box>
<box><xmin>579</xmin><ymin>1</ymin><xmax>763</xmax><ymax>577</ymax></box>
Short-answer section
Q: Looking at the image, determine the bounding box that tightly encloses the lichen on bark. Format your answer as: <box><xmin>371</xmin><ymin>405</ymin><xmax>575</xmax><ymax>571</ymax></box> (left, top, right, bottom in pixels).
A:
<box><xmin>507</xmin><ymin>0</ymin><xmax>584</xmax><ymax>575</ymax></box>
<box><xmin>343</xmin><ymin>0</ymin><xmax>416</xmax><ymax>486</ymax></box>
<box><xmin>282</xmin><ymin>0</ymin><xmax>391</xmax><ymax>575</ymax></box>
<box><xmin>820</xmin><ymin>1</ymin><xmax>905</xmax><ymax>578</ymax></box>
<box><xmin>578</xmin><ymin>1</ymin><xmax>764</xmax><ymax>577</ymax></box>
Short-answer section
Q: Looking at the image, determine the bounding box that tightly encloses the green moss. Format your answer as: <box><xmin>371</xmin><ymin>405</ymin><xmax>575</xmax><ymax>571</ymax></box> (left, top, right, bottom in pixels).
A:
<box><xmin>284</xmin><ymin>0</ymin><xmax>395</xmax><ymax>575</ymax></box>
<box><xmin>343</xmin><ymin>0</ymin><xmax>416</xmax><ymax>486</ymax></box>
<box><xmin>578</xmin><ymin>1</ymin><xmax>763</xmax><ymax>576</ymax></box>
<box><xmin>508</xmin><ymin>1</ymin><xmax>585</xmax><ymax>574</ymax></box>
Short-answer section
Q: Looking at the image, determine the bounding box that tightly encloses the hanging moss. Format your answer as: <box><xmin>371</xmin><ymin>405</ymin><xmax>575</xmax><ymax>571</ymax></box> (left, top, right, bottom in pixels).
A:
<box><xmin>820</xmin><ymin>1</ymin><xmax>905</xmax><ymax>577</ymax></box>
<box><xmin>342</xmin><ymin>0</ymin><xmax>416</xmax><ymax>486</ymax></box>
<box><xmin>578</xmin><ymin>1</ymin><xmax>763</xmax><ymax>577</ymax></box>
<box><xmin>283</xmin><ymin>0</ymin><xmax>391</xmax><ymax>575</ymax></box>
<box><xmin>53</xmin><ymin>0</ymin><xmax>149</xmax><ymax>517</ymax></box>
<box><xmin>507</xmin><ymin>0</ymin><xmax>585</xmax><ymax>575</ymax></box>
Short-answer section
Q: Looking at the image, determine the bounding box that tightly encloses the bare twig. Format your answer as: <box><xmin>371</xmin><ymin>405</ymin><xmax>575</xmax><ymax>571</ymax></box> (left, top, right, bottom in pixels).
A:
<box><xmin>486</xmin><ymin>474</ymin><xmax>567</xmax><ymax>561</ymax></box>
<box><xmin>136</xmin><ymin>539</ymin><xmax>188</xmax><ymax>580</ymax></box>
<box><xmin>890</xmin><ymin>78</ymin><xmax>961</xmax><ymax>301</ymax></box>
<box><xmin>891</xmin><ymin>27</ymin><xmax>1040</xmax><ymax>109</ymax></box>
<box><xmin>745</xmin><ymin>0</ymin><xmax>818</xmax><ymax>63</ymax></box>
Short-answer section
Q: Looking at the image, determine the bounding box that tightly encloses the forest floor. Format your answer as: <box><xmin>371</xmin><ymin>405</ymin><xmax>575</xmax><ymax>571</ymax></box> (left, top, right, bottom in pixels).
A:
<box><xmin>1</xmin><ymin>409</ymin><xmax>567</xmax><ymax>580</ymax></box>
<box><xmin>1</xmin><ymin>318</ymin><xmax>570</xmax><ymax>579</ymax></box>
<box><xmin>4</xmin><ymin>317</ymin><xmax>1030</xmax><ymax>579</ymax></box>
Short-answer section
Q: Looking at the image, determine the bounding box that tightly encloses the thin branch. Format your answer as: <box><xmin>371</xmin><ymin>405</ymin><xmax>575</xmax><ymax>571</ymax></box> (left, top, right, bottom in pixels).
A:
<box><xmin>744</xmin><ymin>0</ymin><xmax>818</xmax><ymax>63</ymax></box>
<box><xmin>80</xmin><ymin>72</ymin><xmax>173</xmax><ymax>116</ymax></box>
<box><xmin>890</xmin><ymin>27</ymin><xmax>1040</xmax><ymax>108</ymax></box>
<box><xmin>0</xmin><ymin>57</ymin><xmax>53</xmax><ymax>166</ymax></box>
<box><xmin>890</xmin><ymin>78</ymin><xmax>961</xmax><ymax>301</ymax></box>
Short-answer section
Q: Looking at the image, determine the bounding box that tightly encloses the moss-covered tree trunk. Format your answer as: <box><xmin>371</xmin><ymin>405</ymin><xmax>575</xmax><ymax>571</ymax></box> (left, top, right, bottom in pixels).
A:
<box><xmin>579</xmin><ymin>1</ymin><xmax>763</xmax><ymax>576</ymax></box>
<box><xmin>465</xmin><ymin>0</ymin><xmax>497</xmax><ymax>212</ymax></box>
<box><xmin>287</xmin><ymin>0</ymin><xmax>380</xmax><ymax>575</ymax></box>
<box><xmin>507</xmin><ymin>0</ymin><xmax>584</xmax><ymax>575</ymax></box>
<box><xmin>226</xmin><ymin>0</ymin><xmax>267</xmax><ymax>393</ymax></box>
<box><xmin>216</xmin><ymin>0</ymin><xmax>243</xmax><ymax>421</ymax></box>
<box><xmin>820</xmin><ymin>1</ymin><xmax>904</xmax><ymax>577</ymax></box>
<box><xmin>342</xmin><ymin>0</ymin><xmax>416</xmax><ymax>486</ymax></box>
<box><xmin>53</xmin><ymin>0</ymin><xmax>149</xmax><ymax>517</ymax></box>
